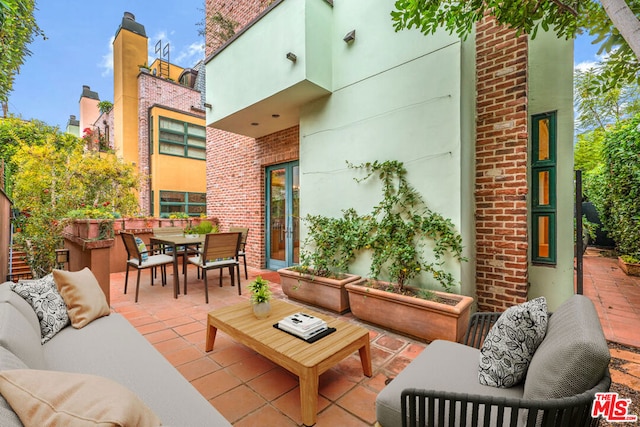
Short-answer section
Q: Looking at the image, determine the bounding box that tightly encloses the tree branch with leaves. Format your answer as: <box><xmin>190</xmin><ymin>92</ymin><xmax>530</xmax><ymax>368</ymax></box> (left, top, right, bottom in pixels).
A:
<box><xmin>0</xmin><ymin>0</ymin><xmax>45</xmax><ymax>102</ymax></box>
<box><xmin>391</xmin><ymin>0</ymin><xmax>640</xmax><ymax>91</ymax></box>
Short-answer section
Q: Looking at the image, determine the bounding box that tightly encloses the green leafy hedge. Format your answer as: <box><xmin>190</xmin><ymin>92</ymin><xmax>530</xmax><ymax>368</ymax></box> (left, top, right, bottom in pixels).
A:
<box><xmin>586</xmin><ymin>114</ymin><xmax>640</xmax><ymax>256</ymax></box>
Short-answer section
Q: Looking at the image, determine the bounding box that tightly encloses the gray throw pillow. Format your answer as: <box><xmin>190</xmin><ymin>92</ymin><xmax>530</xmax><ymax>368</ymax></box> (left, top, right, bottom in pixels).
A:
<box><xmin>478</xmin><ymin>297</ymin><xmax>548</xmax><ymax>388</ymax></box>
<box><xmin>10</xmin><ymin>274</ymin><xmax>70</xmax><ymax>344</ymax></box>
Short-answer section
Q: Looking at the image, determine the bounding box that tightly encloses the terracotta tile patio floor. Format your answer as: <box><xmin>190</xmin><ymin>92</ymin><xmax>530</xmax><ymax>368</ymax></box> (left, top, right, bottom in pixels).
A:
<box><xmin>107</xmin><ymin>251</ymin><xmax>640</xmax><ymax>426</ymax></box>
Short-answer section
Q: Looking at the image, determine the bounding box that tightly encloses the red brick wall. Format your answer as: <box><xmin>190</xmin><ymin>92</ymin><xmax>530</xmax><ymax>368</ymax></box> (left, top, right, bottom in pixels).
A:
<box><xmin>205</xmin><ymin>1</ymin><xmax>298</xmax><ymax>270</ymax></box>
<box><xmin>204</xmin><ymin>0</ymin><xmax>272</xmax><ymax>56</ymax></box>
<box><xmin>206</xmin><ymin>126</ymin><xmax>299</xmax><ymax>269</ymax></box>
<box><xmin>475</xmin><ymin>14</ymin><xmax>529</xmax><ymax>311</ymax></box>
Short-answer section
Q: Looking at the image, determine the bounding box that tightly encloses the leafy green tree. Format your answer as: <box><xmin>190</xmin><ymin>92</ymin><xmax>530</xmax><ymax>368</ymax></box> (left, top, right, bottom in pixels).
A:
<box><xmin>574</xmin><ymin>129</ymin><xmax>605</xmax><ymax>173</ymax></box>
<box><xmin>391</xmin><ymin>0</ymin><xmax>640</xmax><ymax>92</ymax></box>
<box><xmin>7</xmin><ymin>122</ymin><xmax>139</xmax><ymax>276</ymax></box>
<box><xmin>574</xmin><ymin>68</ymin><xmax>640</xmax><ymax>133</ymax></box>
<box><xmin>0</xmin><ymin>0</ymin><xmax>45</xmax><ymax>102</ymax></box>
<box><xmin>12</xmin><ymin>143</ymin><xmax>72</xmax><ymax>277</ymax></box>
<box><xmin>0</xmin><ymin>116</ymin><xmax>78</xmax><ymax>196</ymax></box>
<box><xmin>97</xmin><ymin>100</ymin><xmax>113</xmax><ymax>114</ymax></box>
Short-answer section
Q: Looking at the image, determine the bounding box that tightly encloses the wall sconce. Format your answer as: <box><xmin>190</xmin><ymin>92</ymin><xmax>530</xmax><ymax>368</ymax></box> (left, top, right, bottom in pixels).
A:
<box><xmin>204</xmin><ymin>103</ymin><xmax>212</xmax><ymax>109</ymax></box>
<box><xmin>286</xmin><ymin>52</ymin><xmax>297</xmax><ymax>63</ymax></box>
<box><xmin>343</xmin><ymin>30</ymin><xmax>356</xmax><ymax>44</ymax></box>
<box><xmin>55</xmin><ymin>248</ymin><xmax>70</xmax><ymax>270</ymax></box>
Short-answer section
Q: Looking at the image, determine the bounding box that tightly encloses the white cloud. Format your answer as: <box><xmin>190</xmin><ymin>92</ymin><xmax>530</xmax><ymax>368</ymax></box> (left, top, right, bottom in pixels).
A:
<box><xmin>574</xmin><ymin>50</ymin><xmax>612</xmax><ymax>73</ymax></box>
<box><xmin>99</xmin><ymin>36</ymin><xmax>115</xmax><ymax>77</ymax></box>
<box><xmin>148</xmin><ymin>29</ymin><xmax>204</xmax><ymax>67</ymax></box>
<box><xmin>575</xmin><ymin>60</ymin><xmax>598</xmax><ymax>72</ymax></box>
<box><xmin>174</xmin><ymin>42</ymin><xmax>205</xmax><ymax>66</ymax></box>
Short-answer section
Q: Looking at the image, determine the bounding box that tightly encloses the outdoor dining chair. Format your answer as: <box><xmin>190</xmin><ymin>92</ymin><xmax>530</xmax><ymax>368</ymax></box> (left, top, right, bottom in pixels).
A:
<box><xmin>187</xmin><ymin>232</ymin><xmax>242</xmax><ymax>303</ymax></box>
<box><xmin>229</xmin><ymin>227</ymin><xmax>249</xmax><ymax>279</ymax></box>
<box><xmin>121</xmin><ymin>232</ymin><xmax>176</xmax><ymax>303</ymax></box>
<box><xmin>152</xmin><ymin>226</ymin><xmax>201</xmax><ymax>279</ymax></box>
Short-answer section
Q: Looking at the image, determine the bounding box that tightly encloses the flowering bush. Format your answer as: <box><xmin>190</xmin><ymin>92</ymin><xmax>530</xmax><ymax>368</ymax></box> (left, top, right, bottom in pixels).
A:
<box><xmin>82</xmin><ymin>127</ymin><xmax>110</xmax><ymax>152</ymax></box>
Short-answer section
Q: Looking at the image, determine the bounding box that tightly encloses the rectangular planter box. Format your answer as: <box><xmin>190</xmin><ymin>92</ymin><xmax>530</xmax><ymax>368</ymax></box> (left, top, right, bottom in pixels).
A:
<box><xmin>64</xmin><ymin>219</ymin><xmax>113</xmax><ymax>240</ymax></box>
<box><xmin>277</xmin><ymin>268</ymin><xmax>363</xmax><ymax>314</ymax></box>
<box><xmin>618</xmin><ymin>257</ymin><xmax>640</xmax><ymax>276</ymax></box>
<box><xmin>345</xmin><ymin>282</ymin><xmax>474</xmax><ymax>343</ymax></box>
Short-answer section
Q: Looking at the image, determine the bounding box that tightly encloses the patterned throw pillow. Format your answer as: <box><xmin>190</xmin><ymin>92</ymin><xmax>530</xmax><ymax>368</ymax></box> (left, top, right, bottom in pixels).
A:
<box><xmin>135</xmin><ymin>237</ymin><xmax>149</xmax><ymax>261</ymax></box>
<box><xmin>478</xmin><ymin>297</ymin><xmax>548</xmax><ymax>388</ymax></box>
<box><xmin>11</xmin><ymin>274</ymin><xmax>70</xmax><ymax>344</ymax></box>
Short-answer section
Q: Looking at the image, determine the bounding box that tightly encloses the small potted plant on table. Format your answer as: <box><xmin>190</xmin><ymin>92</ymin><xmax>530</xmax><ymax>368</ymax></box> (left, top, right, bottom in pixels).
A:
<box><xmin>248</xmin><ymin>276</ymin><xmax>272</xmax><ymax>319</ymax></box>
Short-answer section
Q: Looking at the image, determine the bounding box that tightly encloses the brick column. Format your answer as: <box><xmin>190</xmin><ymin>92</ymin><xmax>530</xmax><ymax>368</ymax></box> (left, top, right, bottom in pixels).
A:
<box><xmin>475</xmin><ymin>15</ymin><xmax>529</xmax><ymax>311</ymax></box>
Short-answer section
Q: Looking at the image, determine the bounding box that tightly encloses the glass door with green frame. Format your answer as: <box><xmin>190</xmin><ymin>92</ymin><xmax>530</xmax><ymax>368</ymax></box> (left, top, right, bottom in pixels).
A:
<box><xmin>266</xmin><ymin>162</ymin><xmax>299</xmax><ymax>270</ymax></box>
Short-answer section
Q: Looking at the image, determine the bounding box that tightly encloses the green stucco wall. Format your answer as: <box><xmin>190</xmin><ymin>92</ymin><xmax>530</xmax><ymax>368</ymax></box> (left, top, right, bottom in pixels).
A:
<box><xmin>527</xmin><ymin>31</ymin><xmax>575</xmax><ymax>311</ymax></box>
<box><xmin>299</xmin><ymin>1</ymin><xmax>472</xmax><ymax>294</ymax></box>
<box><xmin>206</xmin><ymin>0</ymin><xmax>332</xmax><ymax>125</ymax></box>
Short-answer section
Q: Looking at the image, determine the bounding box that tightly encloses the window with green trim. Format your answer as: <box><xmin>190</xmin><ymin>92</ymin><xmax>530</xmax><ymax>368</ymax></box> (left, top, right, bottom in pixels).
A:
<box><xmin>159</xmin><ymin>191</ymin><xmax>206</xmax><ymax>217</ymax></box>
<box><xmin>531</xmin><ymin>112</ymin><xmax>557</xmax><ymax>264</ymax></box>
<box><xmin>158</xmin><ymin>117</ymin><xmax>206</xmax><ymax>160</ymax></box>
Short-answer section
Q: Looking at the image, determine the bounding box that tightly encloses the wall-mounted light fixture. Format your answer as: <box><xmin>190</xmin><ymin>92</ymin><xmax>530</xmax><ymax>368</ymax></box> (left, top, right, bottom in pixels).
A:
<box><xmin>286</xmin><ymin>52</ymin><xmax>297</xmax><ymax>63</ymax></box>
<box><xmin>343</xmin><ymin>30</ymin><xmax>356</xmax><ymax>44</ymax></box>
<box><xmin>204</xmin><ymin>103</ymin><xmax>212</xmax><ymax>109</ymax></box>
<box><xmin>55</xmin><ymin>248</ymin><xmax>70</xmax><ymax>270</ymax></box>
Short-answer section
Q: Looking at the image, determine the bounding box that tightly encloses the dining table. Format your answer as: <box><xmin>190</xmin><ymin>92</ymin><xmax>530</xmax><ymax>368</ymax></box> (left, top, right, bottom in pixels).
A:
<box><xmin>149</xmin><ymin>234</ymin><xmax>205</xmax><ymax>298</ymax></box>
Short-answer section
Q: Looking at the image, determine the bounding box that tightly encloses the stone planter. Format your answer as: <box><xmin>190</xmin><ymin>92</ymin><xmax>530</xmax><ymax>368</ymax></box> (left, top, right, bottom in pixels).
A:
<box><xmin>618</xmin><ymin>257</ymin><xmax>640</xmax><ymax>276</ymax></box>
<box><xmin>345</xmin><ymin>281</ymin><xmax>474</xmax><ymax>342</ymax></box>
<box><xmin>277</xmin><ymin>268</ymin><xmax>363</xmax><ymax>314</ymax></box>
<box><xmin>124</xmin><ymin>218</ymin><xmax>147</xmax><ymax>230</ymax></box>
<box><xmin>64</xmin><ymin>219</ymin><xmax>114</xmax><ymax>240</ymax></box>
<box><xmin>112</xmin><ymin>219</ymin><xmax>125</xmax><ymax>232</ymax></box>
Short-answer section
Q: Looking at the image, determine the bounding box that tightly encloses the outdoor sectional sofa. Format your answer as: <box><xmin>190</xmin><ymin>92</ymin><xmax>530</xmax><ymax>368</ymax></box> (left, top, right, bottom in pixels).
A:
<box><xmin>0</xmin><ymin>277</ymin><xmax>231</xmax><ymax>426</ymax></box>
<box><xmin>376</xmin><ymin>294</ymin><xmax>612</xmax><ymax>426</ymax></box>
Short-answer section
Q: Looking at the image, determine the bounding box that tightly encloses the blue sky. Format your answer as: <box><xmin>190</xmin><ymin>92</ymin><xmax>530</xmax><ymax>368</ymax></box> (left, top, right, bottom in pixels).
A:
<box><xmin>8</xmin><ymin>2</ymin><xmax>602</xmax><ymax>130</ymax></box>
<box><xmin>8</xmin><ymin>1</ymin><xmax>205</xmax><ymax>130</ymax></box>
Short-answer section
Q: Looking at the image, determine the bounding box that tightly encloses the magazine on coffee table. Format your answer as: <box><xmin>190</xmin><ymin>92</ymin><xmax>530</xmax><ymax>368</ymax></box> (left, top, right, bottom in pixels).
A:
<box><xmin>275</xmin><ymin>312</ymin><xmax>333</xmax><ymax>341</ymax></box>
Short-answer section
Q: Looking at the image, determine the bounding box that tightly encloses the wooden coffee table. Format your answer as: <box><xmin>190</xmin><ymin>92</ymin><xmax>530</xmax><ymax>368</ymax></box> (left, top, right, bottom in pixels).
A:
<box><xmin>205</xmin><ymin>299</ymin><xmax>372</xmax><ymax>426</ymax></box>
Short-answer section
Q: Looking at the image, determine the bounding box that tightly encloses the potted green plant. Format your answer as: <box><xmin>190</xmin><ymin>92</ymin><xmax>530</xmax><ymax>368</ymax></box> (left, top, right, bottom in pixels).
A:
<box><xmin>278</xmin><ymin>210</ymin><xmax>365</xmax><ymax>314</ymax></box>
<box><xmin>193</xmin><ymin>220</ymin><xmax>217</xmax><ymax>235</ymax></box>
<box><xmin>183</xmin><ymin>226</ymin><xmax>199</xmax><ymax>238</ymax></box>
<box><xmin>341</xmin><ymin>160</ymin><xmax>473</xmax><ymax>342</ymax></box>
<box><xmin>138</xmin><ymin>62</ymin><xmax>151</xmax><ymax>73</ymax></box>
<box><xmin>248</xmin><ymin>276</ymin><xmax>272</xmax><ymax>319</ymax></box>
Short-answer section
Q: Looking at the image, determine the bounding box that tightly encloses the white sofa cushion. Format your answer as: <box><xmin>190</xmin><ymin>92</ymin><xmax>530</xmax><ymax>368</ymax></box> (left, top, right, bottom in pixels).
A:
<box><xmin>0</xmin><ymin>282</ymin><xmax>41</xmax><ymax>336</ymax></box>
<box><xmin>43</xmin><ymin>313</ymin><xmax>231</xmax><ymax>426</ymax></box>
<box><xmin>0</xmin><ymin>302</ymin><xmax>46</xmax><ymax>369</ymax></box>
